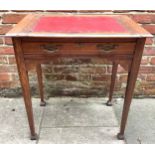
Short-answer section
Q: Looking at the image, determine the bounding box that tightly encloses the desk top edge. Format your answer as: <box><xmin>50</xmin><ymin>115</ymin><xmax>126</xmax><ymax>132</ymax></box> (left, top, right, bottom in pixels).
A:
<box><xmin>6</xmin><ymin>14</ymin><xmax>153</xmax><ymax>38</ymax></box>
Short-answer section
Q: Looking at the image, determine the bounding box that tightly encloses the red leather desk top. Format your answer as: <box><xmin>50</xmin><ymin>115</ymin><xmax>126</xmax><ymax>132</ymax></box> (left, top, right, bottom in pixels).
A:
<box><xmin>33</xmin><ymin>16</ymin><xmax>127</xmax><ymax>33</ymax></box>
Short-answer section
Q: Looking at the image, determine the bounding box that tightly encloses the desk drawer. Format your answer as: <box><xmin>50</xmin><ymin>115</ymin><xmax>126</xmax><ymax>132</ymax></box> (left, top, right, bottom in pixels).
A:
<box><xmin>22</xmin><ymin>42</ymin><xmax>136</xmax><ymax>56</ymax></box>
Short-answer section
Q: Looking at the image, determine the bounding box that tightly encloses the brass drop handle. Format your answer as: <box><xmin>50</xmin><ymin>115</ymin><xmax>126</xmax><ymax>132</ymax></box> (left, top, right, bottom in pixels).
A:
<box><xmin>41</xmin><ymin>44</ymin><xmax>61</xmax><ymax>53</ymax></box>
<box><xmin>97</xmin><ymin>44</ymin><xmax>118</xmax><ymax>53</ymax></box>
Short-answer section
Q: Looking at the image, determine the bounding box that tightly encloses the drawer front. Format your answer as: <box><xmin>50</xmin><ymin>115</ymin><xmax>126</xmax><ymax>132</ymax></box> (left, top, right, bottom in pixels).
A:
<box><xmin>22</xmin><ymin>42</ymin><xmax>136</xmax><ymax>56</ymax></box>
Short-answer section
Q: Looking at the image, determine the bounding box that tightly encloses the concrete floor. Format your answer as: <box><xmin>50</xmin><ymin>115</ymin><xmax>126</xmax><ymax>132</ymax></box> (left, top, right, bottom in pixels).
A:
<box><xmin>0</xmin><ymin>97</ymin><xmax>154</xmax><ymax>144</ymax></box>
<box><xmin>114</xmin><ymin>98</ymin><xmax>155</xmax><ymax>144</ymax></box>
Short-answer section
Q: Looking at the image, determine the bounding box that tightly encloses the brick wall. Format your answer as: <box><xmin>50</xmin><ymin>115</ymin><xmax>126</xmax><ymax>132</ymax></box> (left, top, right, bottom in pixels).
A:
<box><xmin>0</xmin><ymin>10</ymin><xmax>155</xmax><ymax>97</ymax></box>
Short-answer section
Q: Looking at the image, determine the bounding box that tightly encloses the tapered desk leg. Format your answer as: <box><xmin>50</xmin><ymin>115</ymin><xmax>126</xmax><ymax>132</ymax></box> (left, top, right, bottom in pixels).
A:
<box><xmin>13</xmin><ymin>38</ymin><xmax>37</xmax><ymax>140</ymax></box>
<box><xmin>106</xmin><ymin>62</ymin><xmax>118</xmax><ymax>106</ymax></box>
<box><xmin>117</xmin><ymin>38</ymin><xmax>146</xmax><ymax>140</ymax></box>
<box><xmin>36</xmin><ymin>64</ymin><xmax>46</xmax><ymax>106</ymax></box>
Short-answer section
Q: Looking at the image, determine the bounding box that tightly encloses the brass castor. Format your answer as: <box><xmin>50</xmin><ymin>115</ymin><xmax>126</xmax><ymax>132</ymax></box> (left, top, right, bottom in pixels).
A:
<box><xmin>106</xmin><ymin>100</ymin><xmax>113</xmax><ymax>106</ymax></box>
<box><xmin>30</xmin><ymin>133</ymin><xmax>38</xmax><ymax>140</ymax></box>
<box><xmin>117</xmin><ymin>133</ymin><xmax>125</xmax><ymax>140</ymax></box>
<box><xmin>40</xmin><ymin>101</ymin><xmax>47</xmax><ymax>106</ymax></box>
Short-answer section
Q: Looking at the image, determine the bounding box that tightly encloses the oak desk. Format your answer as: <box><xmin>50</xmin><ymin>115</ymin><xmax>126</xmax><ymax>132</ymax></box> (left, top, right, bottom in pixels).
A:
<box><xmin>6</xmin><ymin>14</ymin><xmax>152</xmax><ymax>140</ymax></box>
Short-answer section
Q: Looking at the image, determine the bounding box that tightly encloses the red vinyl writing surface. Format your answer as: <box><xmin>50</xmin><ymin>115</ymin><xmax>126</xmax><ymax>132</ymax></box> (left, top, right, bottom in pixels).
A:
<box><xmin>34</xmin><ymin>16</ymin><xmax>128</xmax><ymax>33</ymax></box>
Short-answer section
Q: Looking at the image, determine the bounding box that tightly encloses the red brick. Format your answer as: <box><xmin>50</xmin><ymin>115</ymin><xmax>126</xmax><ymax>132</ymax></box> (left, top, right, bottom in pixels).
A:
<box><xmin>92</xmin><ymin>74</ymin><xmax>111</xmax><ymax>81</ymax></box>
<box><xmin>0</xmin><ymin>46</ymin><xmax>14</xmax><ymax>55</ymax></box>
<box><xmin>120</xmin><ymin>74</ymin><xmax>146</xmax><ymax>84</ymax></box>
<box><xmin>0</xmin><ymin>56</ymin><xmax>8</xmax><ymax>64</ymax></box>
<box><xmin>143</xmin><ymin>25</ymin><xmax>155</xmax><ymax>34</ymax></box>
<box><xmin>66</xmin><ymin>74</ymin><xmax>77</xmax><ymax>81</ymax></box>
<box><xmin>140</xmin><ymin>81</ymin><xmax>155</xmax><ymax>95</ymax></box>
<box><xmin>139</xmin><ymin>66</ymin><xmax>155</xmax><ymax>74</ymax></box>
<box><xmin>143</xmin><ymin>88</ymin><xmax>155</xmax><ymax>96</ymax></box>
<box><xmin>11</xmin><ymin>74</ymin><xmax>19</xmax><ymax>81</ymax></box>
<box><xmin>119</xmin><ymin>75</ymin><xmax>128</xmax><ymax>82</ymax></box>
<box><xmin>0</xmin><ymin>80</ymin><xmax>19</xmax><ymax>88</ymax></box>
<box><xmin>91</xmin><ymin>58</ymin><xmax>112</xmax><ymax>65</ymax></box>
<box><xmin>107</xmin><ymin>65</ymin><xmax>126</xmax><ymax>73</ymax></box>
<box><xmin>0</xmin><ymin>73</ymin><xmax>11</xmax><ymax>81</ymax></box>
<box><xmin>95</xmin><ymin>67</ymin><xmax>106</xmax><ymax>74</ymax></box>
<box><xmin>145</xmin><ymin>37</ymin><xmax>154</xmax><ymax>45</ymax></box>
<box><xmin>88</xmin><ymin>66</ymin><xmax>99</xmax><ymax>74</ymax></box>
<box><xmin>150</xmin><ymin>57</ymin><xmax>155</xmax><ymax>64</ymax></box>
<box><xmin>137</xmin><ymin>74</ymin><xmax>146</xmax><ymax>81</ymax></box>
<box><xmin>0</xmin><ymin>65</ymin><xmax>17</xmax><ymax>73</ymax></box>
<box><xmin>143</xmin><ymin>47</ymin><xmax>155</xmax><ymax>56</ymax></box>
<box><xmin>52</xmin><ymin>58</ymin><xmax>92</xmax><ymax>65</ymax></box>
<box><xmin>91</xmin><ymin>81</ymin><xmax>110</xmax><ymax>89</ymax></box>
<box><xmin>45</xmin><ymin>74</ymin><xmax>65</xmax><ymax>81</ymax></box>
<box><xmin>8</xmin><ymin>56</ymin><xmax>16</xmax><ymax>64</ymax></box>
<box><xmin>146</xmin><ymin>74</ymin><xmax>155</xmax><ymax>81</ymax></box>
<box><xmin>0</xmin><ymin>37</ymin><xmax>3</xmax><ymax>44</ymax></box>
<box><xmin>131</xmin><ymin>14</ymin><xmax>155</xmax><ymax>24</ymax></box>
<box><xmin>4</xmin><ymin>37</ymin><xmax>12</xmax><ymax>45</ymax></box>
<box><xmin>0</xmin><ymin>25</ymin><xmax>13</xmax><ymax>35</ymax></box>
<box><xmin>80</xmin><ymin>66</ymin><xmax>106</xmax><ymax>74</ymax></box>
<box><xmin>0</xmin><ymin>81</ymin><xmax>12</xmax><ymax>88</ymax></box>
<box><xmin>137</xmin><ymin>81</ymin><xmax>155</xmax><ymax>96</ymax></box>
<box><xmin>53</xmin><ymin>66</ymin><xmax>79</xmax><ymax>74</ymax></box>
<box><xmin>2</xmin><ymin>14</ymin><xmax>26</xmax><ymax>24</ymax></box>
<box><xmin>79</xmin><ymin>74</ymin><xmax>91</xmax><ymax>81</ymax></box>
<box><xmin>141</xmin><ymin>57</ymin><xmax>149</xmax><ymax>65</ymax></box>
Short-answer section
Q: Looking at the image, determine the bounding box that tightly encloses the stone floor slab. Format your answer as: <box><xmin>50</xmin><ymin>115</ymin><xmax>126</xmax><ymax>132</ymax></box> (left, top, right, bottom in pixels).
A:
<box><xmin>0</xmin><ymin>98</ymin><xmax>43</xmax><ymax>144</ymax></box>
<box><xmin>38</xmin><ymin>127</ymin><xmax>124</xmax><ymax>144</ymax></box>
<box><xmin>42</xmin><ymin>97</ymin><xmax>118</xmax><ymax>127</ymax></box>
<box><xmin>113</xmin><ymin>98</ymin><xmax>155</xmax><ymax>144</ymax></box>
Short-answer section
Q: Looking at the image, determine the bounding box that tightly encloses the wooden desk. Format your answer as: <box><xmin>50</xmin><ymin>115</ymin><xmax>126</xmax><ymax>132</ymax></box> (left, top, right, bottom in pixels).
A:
<box><xmin>6</xmin><ymin>14</ymin><xmax>152</xmax><ymax>140</ymax></box>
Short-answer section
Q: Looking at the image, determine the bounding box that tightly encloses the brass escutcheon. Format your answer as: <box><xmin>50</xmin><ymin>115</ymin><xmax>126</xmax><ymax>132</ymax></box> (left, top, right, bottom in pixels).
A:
<box><xmin>97</xmin><ymin>43</ymin><xmax>118</xmax><ymax>53</ymax></box>
<box><xmin>41</xmin><ymin>44</ymin><xmax>62</xmax><ymax>53</ymax></box>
